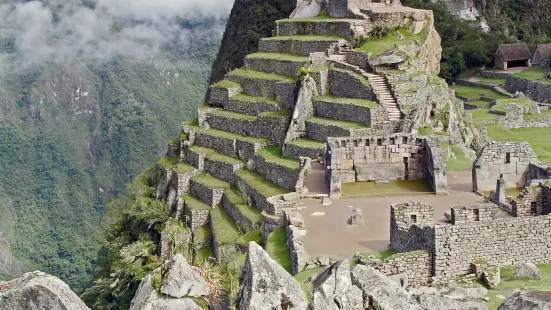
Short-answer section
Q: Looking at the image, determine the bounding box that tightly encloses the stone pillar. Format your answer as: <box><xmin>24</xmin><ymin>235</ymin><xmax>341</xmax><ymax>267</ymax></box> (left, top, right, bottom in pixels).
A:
<box><xmin>328</xmin><ymin>0</ymin><xmax>349</xmax><ymax>18</ymax></box>
<box><xmin>496</xmin><ymin>178</ymin><xmax>505</xmax><ymax>205</ymax></box>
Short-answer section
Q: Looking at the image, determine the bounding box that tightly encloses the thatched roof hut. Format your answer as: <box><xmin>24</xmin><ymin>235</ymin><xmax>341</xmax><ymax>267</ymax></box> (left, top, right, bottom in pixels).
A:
<box><xmin>532</xmin><ymin>43</ymin><xmax>551</xmax><ymax>65</ymax></box>
<box><xmin>494</xmin><ymin>43</ymin><xmax>532</xmax><ymax>70</ymax></box>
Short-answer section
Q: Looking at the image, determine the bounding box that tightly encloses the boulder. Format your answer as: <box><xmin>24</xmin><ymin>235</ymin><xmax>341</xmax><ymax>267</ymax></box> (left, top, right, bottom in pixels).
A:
<box><xmin>312</xmin><ymin>259</ymin><xmax>363</xmax><ymax>310</ymax></box>
<box><xmin>482</xmin><ymin>266</ymin><xmax>500</xmax><ymax>289</ymax></box>
<box><xmin>417</xmin><ymin>294</ymin><xmax>488</xmax><ymax>310</ymax></box>
<box><xmin>498</xmin><ymin>290</ymin><xmax>551</xmax><ymax>310</ymax></box>
<box><xmin>444</xmin><ymin>287</ymin><xmax>488</xmax><ymax>300</ymax></box>
<box><xmin>515</xmin><ymin>263</ymin><xmax>542</xmax><ymax>280</ymax></box>
<box><xmin>161</xmin><ymin>253</ymin><xmax>209</xmax><ymax>298</ymax></box>
<box><xmin>389</xmin><ymin>272</ymin><xmax>409</xmax><ymax>289</ymax></box>
<box><xmin>130</xmin><ymin>274</ymin><xmax>202</xmax><ymax>310</ymax></box>
<box><xmin>0</xmin><ymin>271</ymin><xmax>89</xmax><ymax>310</ymax></box>
<box><xmin>238</xmin><ymin>242</ymin><xmax>308</xmax><ymax>310</ymax></box>
<box><xmin>317</xmin><ymin>255</ymin><xmax>330</xmax><ymax>266</ymax></box>
<box><xmin>351</xmin><ymin>264</ymin><xmax>423</xmax><ymax>310</ymax></box>
<box><xmin>286</xmin><ymin>211</ymin><xmax>305</xmax><ymax>228</ymax></box>
<box><xmin>348</xmin><ymin>208</ymin><xmax>363</xmax><ymax>225</ymax></box>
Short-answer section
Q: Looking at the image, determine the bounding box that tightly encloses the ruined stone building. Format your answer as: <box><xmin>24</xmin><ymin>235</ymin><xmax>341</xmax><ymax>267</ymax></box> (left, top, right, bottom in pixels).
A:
<box><xmin>494</xmin><ymin>43</ymin><xmax>532</xmax><ymax>70</ymax></box>
<box><xmin>532</xmin><ymin>43</ymin><xmax>551</xmax><ymax>65</ymax></box>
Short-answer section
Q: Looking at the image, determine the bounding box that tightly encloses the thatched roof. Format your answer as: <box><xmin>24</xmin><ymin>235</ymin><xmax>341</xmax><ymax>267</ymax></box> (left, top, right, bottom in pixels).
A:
<box><xmin>495</xmin><ymin>43</ymin><xmax>531</xmax><ymax>62</ymax></box>
<box><xmin>534</xmin><ymin>43</ymin><xmax>551</xmax><ymax>59</ymax></box>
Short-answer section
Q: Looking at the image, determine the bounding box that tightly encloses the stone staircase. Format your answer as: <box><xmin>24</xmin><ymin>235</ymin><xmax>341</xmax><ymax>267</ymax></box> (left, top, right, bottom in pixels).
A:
<box><xmin>365</xmin><ymin>73</ymin><xmax>402</xmax><ymax>121</ymax></box>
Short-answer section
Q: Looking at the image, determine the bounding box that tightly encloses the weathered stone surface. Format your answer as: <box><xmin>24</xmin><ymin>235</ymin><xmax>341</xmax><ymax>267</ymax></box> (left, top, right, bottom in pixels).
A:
<box><xmin>349</xmin><ymin>208</ymin><xmax>363</xmax><ymax>225</ymax></box>
<box><xmin>389</xmin><ymin>272</ymin><xmax>409</xmax><ymax>289</ymax></box>
<box><xmin>0</xmin><ymin>271</ymin><xmax>89</xmax><ymax>310</ymax></box>
<box><xmin>161</xmin><ymin>253</ymin><xmax>208</xmax><ymax>298</ymax></box>
<box><xmin>351</xmin><ymin>264</ymin><xmax>423</xmax><ymax>310</ymax></box>
<box><xmin>318</xmin><ymin>255</ymin><xmax>330</xmax><ymax>266</ymax></box>
<box><xmin>417</xmin><ymin>294</ymin><xmax>488</xmax><ymax>310</ymax></box>
<box><xmin>444</xmin><ymin>286</ymin><xmax>488</xmax><ymax>300</ymax></box>
<box><xmin>483</xmin><ymin>266</ymin><xmax>501</xmax><ymax>289</ymax></box>
<box><xmin>130</xmin><ymin>274</ymin><xmax>202</xmax><ymax>310</ymax></box>
<box><xmin>498</xmin><ymin>291</ymin><xmax>551</xmax><ymax>310</ymax></box>
<box><xmin>515</xmin><ymin>263</ymin><xmax>542</xmax><ymax>280</ymax></box>
<box><xmin>312</xmin><ymin>259</ymin><xmax>363</xmax><ymax>310</ymax></box>
<box><xmin>238</xmin><ymin>242</ymin><xmax>308</xmax><ymax>310</ymax></box>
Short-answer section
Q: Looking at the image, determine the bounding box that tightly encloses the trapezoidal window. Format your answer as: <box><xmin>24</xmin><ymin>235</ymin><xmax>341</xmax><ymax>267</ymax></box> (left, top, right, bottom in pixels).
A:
<box><xmin>410</xmin><ymin>214</ymin><xmax>417</xmax><ymax>224</ymax></box>
<box><xmin>377</xmin><ymin>139</ymin><xmax>382</xmax><ymax>146</ymax></box>
<box><xmin>531</xmin><ymin>202</ymin><xmax>538</xmax><ymax>215</ymax></box>
<box><xmin>506</xmin><ymin>153</ymin><xmax>511</xmax><ymax>163</ymax></box>
<box><xmin>402</xmin><ymin>137</ymin><xmax>407</xmax><ymax>144</ymax></box>
<box><xmin>389</xmin><ymin>138</ymin><xmax>395</xmax><ymax>145</ymax></box>
<box><xmin>365</xmin><ymin>139</ymin><xmax>370</xmax><ymax>146</ymax></box>
<box><xmin>341</xmin><ymin>140</ymin><xmax>346</xmax><ymax>147</ymax></box>
<box><xmin>473</xmin><ymin>209</ymin><xmax>480</xmax><ymax>221</ymax></box>
<box><xmin>354</xmin><ymin>140</ymin><xmax>358</xmax><ymax>147</ymax></box>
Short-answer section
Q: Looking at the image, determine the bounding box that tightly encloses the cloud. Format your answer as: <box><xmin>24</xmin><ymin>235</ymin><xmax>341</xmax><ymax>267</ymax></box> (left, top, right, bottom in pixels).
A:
<box><xmin>0</xmin><ymin>0</ymin><xmax>234</xmax><ymax>71</ymax></box>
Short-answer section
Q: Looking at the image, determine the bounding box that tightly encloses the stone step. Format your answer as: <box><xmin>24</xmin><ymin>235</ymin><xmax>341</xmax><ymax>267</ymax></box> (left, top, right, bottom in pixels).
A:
<box><xmin>203</xmin><ymin>150</ymin><xmax>245</xmax><ymax>185</ymax></box>
<box><xmin>234</xmin><ymin>169</ymin><xmax>292</xmax><ymax>214</ymax></box>
<box><xmin>255</xmin><ymin>145</ymin><xmax>302</xmax><ymax>190</ymax></box>
<box><xmin>222</xmin><ymin>187</ymin><xmax>262</xmax><ymax>234</ymax></box>
<box><xmin>245</xmin><ymin>52</ymin><xmax>309</xmax><ymax>78</ymax></box>
<box><xmin>275</xmin><ymin>18</ymin><xmax>359</xmax><ymax>39</ymax></box>
<box><xmin>283</xmin><ymin>138</ymin><xmax>326</xmax><ymax>159</ymax></box>
<box><xmin>193</xmin><ymin>128</ymin><xmax>270</xmax><ymax>162</ymax></box>
<box><xmin>329</xmin><ymin>68</ymin><xmax>376</xmax><ymax>100</ymax></box>
<box><xmin>258</xmin><ymin>35</ymin><xmax>345</xmax><ymax>56</ymax></box>
<box><xmin>182</xmin><ymin>194</ymin><xmax>210</xmax><ymax>230</ymax></box>
<box><xmin>190</xmin><ymin>173</ymin><xmax>231</xmax><ymax>208</ymax></box>
<box><xmin>207</xmin><ymin>80</ymin><xmax>242</xmax><ymax>107</ymax></box>
<box><xmin>209</xmin><ymin>203</ymin><xmax>244</xmax><ymax>263</ymax></box>
<box><xmin>226</xmin><ymin>68</ymin><xmax>296</xmax><ymax>109</ymax></box>
<box><xmin>225</xmin><ymin>93</ymin><xmax>281</xmax><ymax>116</ymax></box>
<box><xmin>313</xmin><ymin>94</ymin><xmax>378</xmax><ymax>126</ymax></box>
<box><xmin>305</xmin><ymin>116</ymin><xmax>371</xmax><ymax>141</ymax></box>
<box><xmin>207</xmin><ymin>109</ymin><xmax>258</xmax><ymax>137</ymax></box>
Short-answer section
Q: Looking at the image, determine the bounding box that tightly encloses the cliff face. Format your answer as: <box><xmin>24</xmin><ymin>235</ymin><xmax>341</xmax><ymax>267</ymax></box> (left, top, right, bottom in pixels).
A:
<box><xmin>209</xmin><ymin>0</ymin><xmax>296</xmax><ymax>83</ymax></box>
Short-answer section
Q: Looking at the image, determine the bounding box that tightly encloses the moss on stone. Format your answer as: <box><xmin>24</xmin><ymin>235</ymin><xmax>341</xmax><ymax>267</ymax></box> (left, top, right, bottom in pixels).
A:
<box><xmin>224</xmin><ymin>187</ymin><xmax>262</xmax><ymax>224</ymax></box>
<box><xmin>237</xmin><ymin>228</ymin><xmax>263</xmax><ymax>245</ymax></box>
<box><xmin>174</xmin><ymin>163</ymin><xmax>196</xmax><ymax>174</ymax></box>
<box><xmin>277</xmin><ymin>14</ymin><xmax>335</xmax><ymax>23</ymax></box>
<box><xmin>257</xmin><ymin>146</ymin><xmax>301</xmax><ymax>170</ymax></box>
<box><xmin>357</xmin><ymin>27</ymin><xmax>429</xmax><ymax>57</ymax></box>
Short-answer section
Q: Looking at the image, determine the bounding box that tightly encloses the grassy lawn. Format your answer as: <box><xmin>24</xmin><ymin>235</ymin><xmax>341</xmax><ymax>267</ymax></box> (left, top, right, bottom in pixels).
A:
<box><xmin>157</xmin><ymin>156</ymin><xmax>179</xmax><ymax>169</ymax></box>
<box><xmin>189</xmin><ymin>145</ymin><xmax>215</xmax><ymax>155</ymax></box>
<box><xmin>265</xmin><ymin>228</ymin><xmax>292</xmax><ymax>274</ymax></box>
<box><xmin>451</xmin><ymin>85</ymin><xmax>509</xmax><ymax>100</ymax></box>
<box><xmin>259</xmin><ymin>110</ymin><xmax>292</xmax><ymax>118</ymax></box>
<box><xmin>360</xmin><ymin>249</ymin><xmax>397</xmax><ymax>260</ymax></box>
<box><xmin>237</xmin><ymin>228</ymin><xmax>263</xmax><ymax>246</ymax></box>
<box><xmin>224</xmin><ymin>188</ymin><xmax>261</xmax><ymax>224</ymax></box>
<box><xmin>194</xmin><ymin>225</ymin><xmax>212</xmax><ymax>242</ymax></box>
<box><xmin>195</xmin><ymin>246</ymin><xmax>215</xmax><ymax>262</ymax></box>
<box><xmin>174</xmin><ymin>162</ymin><xmax>196</xmax><ymax>174</ymax></box>
<box><xmin>441</xmin><ymin>144</ymin><xmax>472</xmax><ymax>171</ymax></box>
<box><xmin>525</xmin><ymin>109</ymin><xmax>551</xmax><ymax>120</ymax></box>
<box><xmin>287</xmin><ymin>138</ymin><xmax>326</xmax><ymax>149</ymax></box>
<box><xmin>469</xmin><ymin>109</ymin><xmax>499</xmax><ymax>122</ymax></box>
<box><xmin>197</xmin><ymin>128</ymin><xmax>269</xmax><ymax>144</ymax></box>
<box><xmin>192</xmin><ymin>173</ymin><xmax>231</xmax><ymax>189</ymax></box>
<box><xmin>294</xmin><ymin>267</ymin><xmax>325</xmax><ymax>283</ymax></box>
<box><xmin>486</xmin><ymin>264</ymin><xmax>551</xmax><ymax>309</ymax></box>
<box><xmin>491</xmin><ymin>98</ymin><xmax>534</xmax><ymax>112</ymax></box>
<box><xmin>211</xmin><ymin>109</ymin><xmax>257</xmax><ymax>121</ymax></box>
<box><xmin>230</xmin><ymin>93</ymin><xmax>279</xmax><ymax>105</ymax></box>
<box><xmin>212</xmin><ymin>79</ymin><xmax>241</xmax><ymax>89</ymax></box>
<box><xmin>246</xmin><ymin>52</ymin><xmax>309</xmax><ymax>62</ymax></box>
<box><xmin>357</xmin><ymin>27</ymin><xmax>429</xmax><ymax>58</ymax></box>
<box><xmin>235</xmin><ymin>169</ymin><xmax>291</xmax><ymax>197</ymax></box>
<box><xmin>210</xmin><ymin>206</ymin><xmax>242</xmax><ymax>245</ymax></box>
<box><xmin>477</xmin><ymin>76</ymin><xmax>507</xmax><ymax>85</ymax></box>
<box><xmin>513</xmin><ymin>66</ymin><xmax>551</xmax><ymax>85</ymax></box>
<box><xmin>263</xmin><ymin>35</ymin><xmax>343</xmax><ymax>41</ymax></box>
<box><xmin>342</xmin><ymin>179</ymin><xmax>434</xmax><ymax>197</ymax></box>
<box><xmin>306</xmin><ymin>116</ymin><xmax>368</xmax><ymax>129</ymax></box>
<box><xmin>315</xmin><ymin>94</ymin><xmax>379</xmax><ymax>107</ymax></box>
<box><xmin>228</xmin><ymin>68</ymin><xmax>296</xmax><ymax>83</ymax></box>
<box><xmin>467</xmin><ymin>100</ymin><xmax>493</xmax><ymax>108</ymax></box>
<box><xmin>182</xmin><ymin>194</ymin><xmax>211</xmax><ymax>211</ymax></box>
<box><xmin>206</xmin><ymin>151</ymin><xmax>243</xmax><ymax>165</ymax></box>
<box><xmin>484</xmin><ymin>124</ymin><xmax>551</xmax><ymax>161</ymax></box>
<box><xmin>257</xmin><ymin>146</ymin><xmax>301</xmax><ymax>170</ymax></box>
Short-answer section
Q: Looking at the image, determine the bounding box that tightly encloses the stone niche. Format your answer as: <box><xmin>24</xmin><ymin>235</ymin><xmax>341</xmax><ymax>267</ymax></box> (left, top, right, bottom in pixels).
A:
<box><xmin>451</xmin><ymin>204</ymin><xmax>497</xmax><ymax>224</ymax></box>
<box><xmin>472</xmin><ymin>142</ymin><xmax>539</xmax><ymax>192</ymax></box>
<box><xmin>324</xmin><ymin>133</ymin><xmax>447</xmax><ymax>198</ymax></box>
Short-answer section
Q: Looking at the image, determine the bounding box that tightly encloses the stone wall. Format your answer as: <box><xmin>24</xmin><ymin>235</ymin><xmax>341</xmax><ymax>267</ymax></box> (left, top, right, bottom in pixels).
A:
<box><xmin>207</xmin><ymin>84</ymin><xmax>242</xmax><ymax>107</ymax></box>
<box><xmin>325</xmin><ymin>134</ymin><xmax>447</xmax><ymax>198</ymax></box>
<box><xmin>276</xmin><ymin>19</ymin><xmax>357</xmax><ymax>40</ymax></box>
<box><xmin>245</xmin><ymin>57</ymin><xmax>305</xmax><ymax>78</ymax></box>
<box><xmin>282</xmin><ymin>142</ymin><xmax>325</xmax><ymax>160</ymax></box>
<box><xmin>365</xmin><ymin>250</ymin><xmax>433</xmax><ymax>287</ymax></box>
<box><xmin>191</xmin><ymin>129</ymin><xmax>268</xmax><ymax>163</ymax></box>
<box><xmin>284</xmin><ymin>211</ymin><xmax>309</xmax><ymax>275</ymax></box>
<box><xmin>235</xmin><ymin>173</ymin><xmax>298</xmax><ymax>216</ymax></box>
<box><xmin>306</xmin><ymin>121</ymin><xmax>374</xmax><ymax>142</ymax></box>
<box><xmin>259</xmin><ymin>38</ymin><xmax>344</xmax><ymax>57</ymax></box>
<box><xmin>329</xmin><ymin>68</ymin><xmax>376</xmax><ymax>100</ymax></box>
<box><xmin>472</xmin><ymin>142</ymin><xmax>539</xmax><ymax>191</ymax></box>
<box><xmin>433</xmin><ymin>215</ymin><xmax>551</xmax><ymax>279</ymax></box>
<box><xmin>390</xmin><ymin>202</ymin><xmax>435</xmax><ymax>253</ymax></box>
<box><xmin>204</xmin><ymin>157</ymin><xmax>243</xmax><ymax>186</ymax></box>
<box><xmin>261</xmin><ymin>212</ymin><xmax>284</xmax><ymax>244</ymax></box>
<box><xmin>313</xmin><ymin>98</ymin><xmax>387</xmax><ymax>127</ymax></box>
<box><xmin>505</xmin><ymin>76</ymin><xmax>551</xmax><ymax>103</ymax></box>
<box><xmin>511</xmin><ymin>186</ymin><xmax>544</xmax><ymax>217</ymax></box>
<box><xmin>184</xmin><ymin>208</ymin><xmax>210</xmax><ymax>230</ymax></box>
<box><xmin>327</xmin><ymin>0</ymin><xmax>348</xmax><ymax>18</ymax></box>
<box><xmin>222</xmin><ymin>194</ymin><xmax>259</xmax><ymax>233</ymax></box>
<box><xmin>213</xmin><ymin>237</ymin><xmax>239</xmax><ymax>264</ymax></box>
<box><xmin>254</xmin><ymin>155</ymin><xmax>301</xmax><ymax>190</ymax></box>
<box><xmin>451</xmin><ymin>203</ymin><xmax>497</xmax><ymax>224</ymax></box>
<box><xmin>190</xmin><ymin>180</ymin><xmax>225</xmax><ymax>208</ymax></box>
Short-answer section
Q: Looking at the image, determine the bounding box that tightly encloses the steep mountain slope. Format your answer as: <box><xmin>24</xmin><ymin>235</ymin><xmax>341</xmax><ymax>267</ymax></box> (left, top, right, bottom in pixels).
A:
<box><xmin>0</xmin><ymin>19</ymin><xmax>224</xmax><ymax>292</ymax></box>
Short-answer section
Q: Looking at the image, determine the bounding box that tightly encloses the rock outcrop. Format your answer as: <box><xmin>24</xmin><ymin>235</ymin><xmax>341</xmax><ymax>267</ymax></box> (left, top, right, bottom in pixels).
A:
<box><xmin>238</xmin><ymin>242</ymin><xmax>308</xmax><ymax>310</ymax></box>
<box><xmin>130</xmin><ymin>273</ymin><xmax>202</xmax><ymax>310</ymax></box>
<box><xmin>0</xmin><ymin>271</ymin><xmax>89</xmax><ymax>310</ymax></box>
<box><xmin>498</xmin><ymin>290</ymin><xmax>551</xmax><ymax>310</ymax></box>
<box><xmin>312</xmin><ymin>259</ymin><xmax>363</xmax><ymax>309</ymax></box>
<box><xmin>417</xmin><ymin>294</ymin><xmax>488</xmax><ymax>310</ymax></box>
<box><xmin>161</xmin><ymin>253</ymin><xmax>209</xmax><ymax>298</ymax></box>
<box><xmin>515</xmin><ymin>263</ymin><xmax>542</xmax><ymax>280</ymax></box>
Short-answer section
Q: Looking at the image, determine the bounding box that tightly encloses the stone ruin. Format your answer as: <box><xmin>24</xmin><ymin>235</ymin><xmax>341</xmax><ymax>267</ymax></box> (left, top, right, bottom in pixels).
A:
<box><xmin>324</xmin><ymin>133</ymin><xmax>448</xmax><ymax>198</ymax></box>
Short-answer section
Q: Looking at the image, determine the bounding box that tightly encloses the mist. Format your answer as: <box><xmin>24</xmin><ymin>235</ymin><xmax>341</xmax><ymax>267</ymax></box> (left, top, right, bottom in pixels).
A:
<box><xmin>0</xmin><ymin>0</ymin><xmax>235</xmax><ymax>71</ymax></box>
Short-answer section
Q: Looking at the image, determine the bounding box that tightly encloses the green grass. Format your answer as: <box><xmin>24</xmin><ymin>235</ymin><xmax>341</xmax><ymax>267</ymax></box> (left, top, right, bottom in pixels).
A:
<box><xmin>477</xmin><ymin>76</ymin><xmax>507</xmax><ymax>85</ymax></box>
<box><xmin>194</xmin><ymin>225</ymin><xmax>212</xmax><ymax>242</ymax></box>
<box><xmin>332</xmin><ymin>67</ymin><xmax>371</xmax><ymax>88</ymax></box>
<box><xmin>189</xmin><ymin>145</ymin><xmax>215</xmax><ymax>155</ymax></box>
<box><xmin>196</xmin><ymin>247</ymin><xmax>215</xmax><ymax>262</ymax></box>
<box><xmin>205</xmin><ymin>151</ymin><xmax>243</xmax><ymax>165</ymax></box>
<box><xmin>446</xmin><ymin>145</ymin><xmax>472</xmax><ymax>171</ymax></box>
<box><xmin>192</xmin><ymin>174</ymin><xmax>231</xmax><ymax>189</ymax></box>
<box><xmin>224</xmin><ymin>188</ymin><xmax>262</xmax><ymax>224</ymax></box>
<box><xmin>486</xmin><ymin>264</ymin><xmax>551</xmax><ymax>309</ymax></box>
<box><xmin>484</xmin><ymin>124</ymin><xmax>551</xmax><ymax>161</ymax></box>
<box><xmin>306</xmin><ymin>116</ymin><xmax>368</xmax><ymax>129</ymax></box>
<box><xmin>157</xmin><ymin>156</ymin><xmax>179</xmax><ymax>169</ymax></box>
<box><xmin>341</xmin><ymin>179</ymin><xmax>434</xmax><ymax>197</ymax></box>
<box><xmin>469</xmin><ymin>109</ymin><xmax>499</xmax><ymax>121</ymax></box>
<box><xmin>513</xmin><ymin>66</ymin><xmax>551</xmax><ymax>85</ymax></box>
<box><xmin>286</xmin><ymin>138</ymin><xmax>325</xmax><ymax>149</ymax></box>
<box><xmin>263</xmin><ymin>35</ymin><xmax>343</xmax><ymax>41</ymax></box>
<box><xmin>257</xmin><ymin>146</ymin><xmax>301</xmax><ymax>170</ymax></box>
<box><xmin>212</xmin><ymin>79</ymin><xmax>241</xmax><ymax>89</ymax></box>
<box><xmin>525</xmin><ymin>109</ymin><xmax>551</xmax><ymax>120</ymax></box>
<box><xmin>491</xmin><ymin>98</ymin><xmax>534</xmax><ymax>112</ymax></box>
<box><xmin>182</xmin><ymin>194</ymin><xmax>211</xmax><ymax>211</ymax></box>
<box><xmin>197</xmin><ymin>128</ymin><xmax>269</xmax><ymax>144</ymax></box>
<box><xmin>467</xmin><ymin>100</ymin><xmax>493</xmax><ymax>108</ymax></box>
<box><xmin>211</xmin><ymin>109</ymin><xmax>257</xmax><ymax>121</ymax></box>
<box><xmin>246</xmin><ymin>52</ymin><xmax>309</xmax><ymax>62</ymax></box>
<box><xmin>451</xmin><ymin>84</ymin><xmax>509</xmax><ymax>100</ymax></box>
<box><xmin>228</xmin><ymin>68</ymin><xmax>296</xmax><ymax>83</ymax></box>
<box><xmin>315</xmin><ymin>94</ymin><xmax>379</xmax><ymax>107</ymax></box>
<box><xmin>237</xmin><ymin>228</ymin><xmax>263</xmax><ymax>245</ymax></box>
<box><xmin>235</xmin><ymin>169</ymin><xmax>291</xmax><ymax>197</ymax></box>
<box><xmin>174</xmin><ymin>163</ymin><xmax>196</xmax><ymax>174</ymax></box>
<box><xmin>210</xmin><ymin>206</ymin><xmax>242</xmax><ymax>245</ymax></box>
<box><xmin>265</xmin><ymin>228</ymin><xmax>292</xmax><ymax>273</ymax></box>
<box><xmin>259</xmin><ymin>110</ymin><xmax>292</xmax><ymax>118</ymax></box>
<box><xmin>230</xmin><ymin>93</ymin><xmax>279</xmax><ymax>105</ymax></box>
<box><xmin>294</xmin><ymin>267</ymin><xmax>324</xmax><ymax>285</ymax></box>
<box><xmin>357</xmin><ymin>27</ymin><xmax>429</xmax><ymax>58</ymax></box>
<box><xmin>360</xmin><ymin>249</ymin><xmax>397</xmax><ymax>260</ymax></box>
<box><xmin>417</xmin><ymin>124</ymin><xmax>434</xmax><ymax>135</ymax></box>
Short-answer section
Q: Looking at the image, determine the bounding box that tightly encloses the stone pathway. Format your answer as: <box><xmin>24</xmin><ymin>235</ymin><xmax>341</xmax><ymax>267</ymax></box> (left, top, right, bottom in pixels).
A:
<box><xmin>365</xmin><ymin>73</ymin><xmax>402</xmax><ymax>121</ymax></box>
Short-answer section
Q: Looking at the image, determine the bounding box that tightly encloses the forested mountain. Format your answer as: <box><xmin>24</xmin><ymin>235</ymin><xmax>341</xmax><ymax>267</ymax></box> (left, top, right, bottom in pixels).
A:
<box><xmin>0</xmin><ymin>0</ymin><xmax>227</xmax><ymax>292</ymax></box>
